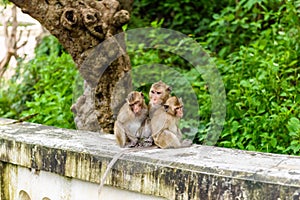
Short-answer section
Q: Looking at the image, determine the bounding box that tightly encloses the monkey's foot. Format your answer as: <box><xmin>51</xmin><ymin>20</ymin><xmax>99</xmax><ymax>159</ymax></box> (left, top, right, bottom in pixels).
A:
<box><xmin>125</xmin><ymin>141</ymin><xmax>138</xmax><ymax>148</ymax></box>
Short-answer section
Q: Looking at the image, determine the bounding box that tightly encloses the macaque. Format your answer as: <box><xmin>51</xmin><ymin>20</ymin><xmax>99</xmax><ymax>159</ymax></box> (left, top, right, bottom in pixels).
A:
<box><xmin>114</xmin><ymin>91</ymin><xmax>148</xmax><ymax>147</ymax></box>
<box><xmin>100</xmin><ymin>92</ymin><xmax>154</xmax><ymax>197</ymax></box>
<box><xmin>148</xmin><ymin>81</ymin><xmax>172</xmax><ymax>118</ymax></box>
<box><xmin>133</xmin><ymin>80</ymin><xmax>172</xmax><ymax>146</ymax></box>
<box><xmin>151</xmin><ymin>96</ymin><xmax>193</xmax><ymax>149</ymax></box>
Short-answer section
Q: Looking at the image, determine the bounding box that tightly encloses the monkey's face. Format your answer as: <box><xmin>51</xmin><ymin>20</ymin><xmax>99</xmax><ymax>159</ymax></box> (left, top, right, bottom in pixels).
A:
<box><xmin>175</xmin><ymin>106</ymin><xmax>183</xmax><ymax>118</ymax></box>
<box><xmin>164</xmin><ymin>96</ymin><xmax>184</xmax><ymax>118</ymax></box>
<box><xmin>149</xmin><ymin>81</ymin><xmax>172</xmax><ymax>106</ymax></box>
<box><xmin>127</xmin><ymin>91</ymin><xmax>145</xmax><ymax>115</ymax></box>
<box><xmin>130</xmin><ymin>101</ymin><xmax>143</xmax><ymax>114</ymax></box>
<box><xmin>150</xmin><ymin>88</ymin><xmax>164</xmax><ymax>105</ymax></box>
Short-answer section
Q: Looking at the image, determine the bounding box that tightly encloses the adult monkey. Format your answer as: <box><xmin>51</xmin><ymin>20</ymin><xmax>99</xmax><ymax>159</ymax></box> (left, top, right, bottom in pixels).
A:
<box><xmin>114</xmin><ymin>91</ymin><xmax>148</xmax><ymax>147</ymax></box>
<box><xmin>148</xmin><ymin>81</ymin><xmax>172</xmax><ymax>118</ymax></box>
<box><xmin>151</xmin><ymin>96</ymin><xmax>193</xmax><ymax>148</ymax></box>
<box><xmin>134</xmin><ymin>80</ymin><xmax>173</xmax><ymax>146</ymax></box>
<box><xmin>100</xmin><ymin>91</ymin><xmax>156</xmax><ymax>197</ymax></box>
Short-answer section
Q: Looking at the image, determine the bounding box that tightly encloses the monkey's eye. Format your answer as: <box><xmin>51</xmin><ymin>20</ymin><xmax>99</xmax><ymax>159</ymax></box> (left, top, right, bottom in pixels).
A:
<box><xmin>175</xmin><ymin>106</ymin><xmax>183</xmax><ymax>110</ymax></box>
<box><xmin>151</xmin><ymin>90</ymin><xmax>155</xmax><ymax>94</ymax></box>
<box><xmin>129</xmin><ymin>101</ymin><xmax>140</xmax><ymax>107</ymax></box>
<box><xmin>156</xmin><ymin>92</ymin><xmax>161</xmax><ymax>95</ymax></box>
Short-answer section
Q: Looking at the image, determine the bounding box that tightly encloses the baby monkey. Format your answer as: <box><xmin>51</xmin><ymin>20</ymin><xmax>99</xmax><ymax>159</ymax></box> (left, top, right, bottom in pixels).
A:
<box><xmin>151</xmin><ymin>96</ymin><xmax>193</xmax><ymax>149</ymax></box>
<box><xmin>114</xmin><ymin>91</ymin><xmax>148</xmax><ymax>147</ymax></box>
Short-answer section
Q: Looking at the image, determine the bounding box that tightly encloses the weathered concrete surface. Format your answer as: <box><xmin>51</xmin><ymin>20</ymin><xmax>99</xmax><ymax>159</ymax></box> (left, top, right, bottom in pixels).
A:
<box><xmin>1</xmin><ymin>162</ymin><xmax>165</xmax><ymax>200</ymax></box>
<box><xmin>0</xmin><ymin>118</ymin><xmax>300</xmax><ymax>200</ymax></box>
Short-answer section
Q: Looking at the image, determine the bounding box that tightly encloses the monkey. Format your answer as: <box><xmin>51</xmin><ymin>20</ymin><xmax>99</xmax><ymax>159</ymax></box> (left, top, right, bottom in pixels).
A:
<box><xmin>98</xmin><ymin>92</ymin><xmax>155</xmax><ymax>198</ymax></box>
<box><xmin>129</xmin><ymin>81</ymin><xmax>172</xmax><ymax>147</ymax></box>
<box><xmin>151</xmin><ymin>96</ymin><xmax>193</xmax><ymax>149</ymax></box>
<box><xmin>131</xmin><ymin>81</ymin><xmax>172</xmax><ymax>147</ymax></box>
<box><xmin>148</xmin><ymin>81</ymin><xmax>172</xmax><ymax>119</ymax></box>
<box><xmin>114</xmin><ymin>91</ymin><xmax>148</xmax><ymax>148</ymax></box>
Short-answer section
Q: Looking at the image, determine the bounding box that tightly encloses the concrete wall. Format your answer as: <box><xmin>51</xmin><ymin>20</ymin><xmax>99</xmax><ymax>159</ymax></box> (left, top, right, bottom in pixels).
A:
<box><xmin>0</xmin><ymin>118</ymin><xmax>300</xmax><ymax>200</ymax></box>
<box><xmin>1</xmin><ymin>162</ymin><xmax>164</xmax><ymax>200</ymax></box>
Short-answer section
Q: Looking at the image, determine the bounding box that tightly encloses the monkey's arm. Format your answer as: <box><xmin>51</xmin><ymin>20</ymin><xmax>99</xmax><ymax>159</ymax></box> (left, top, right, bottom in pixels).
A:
<box><xmin>136</xmin><ymin>118</ymin><xmax>153</xmax><ymax>147</ymax></box>
<box><xmin>116</xmin><ymin>104</ymin><xmax>131</xmax><ymax>123</ymax></box>
<box><xmin>150</xmin><ymin>109</ymin><xmax>167</xmax><ymax>138</ymax></box>
<box><xmin>114</xmin><ymin>121</ymin><xmax>127</xmax><ymax>147</ymax></box>
<box><xmin>114</xmin><ymin>120</ymin><xmax>139</xmax><ymax>147</ymax></box>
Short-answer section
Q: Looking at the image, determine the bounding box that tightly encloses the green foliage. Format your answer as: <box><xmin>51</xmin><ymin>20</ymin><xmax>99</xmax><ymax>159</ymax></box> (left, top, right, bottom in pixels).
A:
<box><xmin>0</xmin><ymin>36</ymin><xmax>77</xmax><ymax>129</ymax></box>
<box><xmin>203</xmin><ymin>0</ymin><xmax>285</xmax><ymax>58</ymax></box>
<box><xmin>129</xmin><ymin>0</ymin><xmax>234</xmax><ymax>37</ymax></box>
<box><xmin>204</xmin><ymin>0</ymin><xmax>300</xmax><ymax>155</ymax></box>
<box><xmin>130</xmin><ymin>0</ymin><xmax>300</xmax><ymax>155</ymax></box>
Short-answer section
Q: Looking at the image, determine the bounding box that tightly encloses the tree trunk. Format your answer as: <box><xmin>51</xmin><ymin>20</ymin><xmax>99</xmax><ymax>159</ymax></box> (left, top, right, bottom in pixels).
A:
<box><xmin>10</xmin><ymin>0</ymin><xmax>134</xmax><ymax>133</ymax></box>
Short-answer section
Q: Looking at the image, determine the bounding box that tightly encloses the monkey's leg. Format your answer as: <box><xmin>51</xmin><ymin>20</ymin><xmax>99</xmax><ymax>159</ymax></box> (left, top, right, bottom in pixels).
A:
<box><xmin>153</xmin><ymin>130</ymin><xmax>181</xmax><ymax>149</ymax></box>
<box><xmin>114</xmin><ymin>121</ymin><xmax>127</xmax><ymax>147</ymax></box>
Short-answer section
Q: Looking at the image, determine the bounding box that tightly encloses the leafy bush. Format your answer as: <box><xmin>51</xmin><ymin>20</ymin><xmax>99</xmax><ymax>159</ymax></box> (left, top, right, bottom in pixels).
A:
<box><xmin>0</xmin><ymin>36</ymin><xmax>77</xmax><ymax>129</ymax></box>
<box><xmin>202</xmin><ymin>1</ymin><xmax>300</xmax><ymax>155</ymax></box>
<box><xmin>202</xmin><ymin>0</ymin><xmax>285</xmax><ymax>58</ymax></box>
<box><xmin>129</xmin><ymin>0</ymin><xmax>234</xmax><ymax>37</ymax></box>
<box><xmin>130</xmin><ymin>1</ymin><xmax>300</xmax><ymax>155</ymax></box>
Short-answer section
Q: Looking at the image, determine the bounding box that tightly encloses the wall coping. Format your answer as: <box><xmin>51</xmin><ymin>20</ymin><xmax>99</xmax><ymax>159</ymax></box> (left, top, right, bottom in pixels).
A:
<box><xmin>0</xmin><ymin>118</ymin><xmax>300</xmax><ymax>199</ymax></box>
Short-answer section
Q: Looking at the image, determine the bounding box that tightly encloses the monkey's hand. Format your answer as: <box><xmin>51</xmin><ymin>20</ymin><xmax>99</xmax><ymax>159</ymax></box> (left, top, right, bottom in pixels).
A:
<box><xmin>125</xmin><ymin>140</ymin><xmax>138</xmax><ymax>148</ymax></box>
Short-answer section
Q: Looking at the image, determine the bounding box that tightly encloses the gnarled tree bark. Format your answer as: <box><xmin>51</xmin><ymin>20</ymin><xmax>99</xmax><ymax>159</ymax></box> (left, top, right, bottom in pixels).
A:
<box><xmin>10</xmin><ymin>0</ymin><xmax>134</xmax><ymax>133</ymax></box>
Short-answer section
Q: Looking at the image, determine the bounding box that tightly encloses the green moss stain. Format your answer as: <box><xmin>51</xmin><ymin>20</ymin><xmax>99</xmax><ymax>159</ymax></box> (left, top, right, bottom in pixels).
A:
<box><xmin>1</xmin><ymin>162</ymin><xmax>18</xmax><ymax>200</ymax></box>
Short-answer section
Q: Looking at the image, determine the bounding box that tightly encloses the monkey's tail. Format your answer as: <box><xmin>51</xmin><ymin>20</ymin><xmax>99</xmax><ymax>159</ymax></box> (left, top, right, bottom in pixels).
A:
<box><xmin>98</xmin><ymin>147</ymin><xmax>157</xmax><ymax>199</ymax></box>
<box><xmin>98</xmin><ymin>150</ymin><xmax>125</xmax><ymax>199</ymax></box>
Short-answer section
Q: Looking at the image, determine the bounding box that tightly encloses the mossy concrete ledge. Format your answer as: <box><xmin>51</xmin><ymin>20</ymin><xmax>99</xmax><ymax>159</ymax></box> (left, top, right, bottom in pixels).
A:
<box><xmin>0</xmin><ymin>118</ymin><xmax>300</xmax><ymax>200</ymax></box>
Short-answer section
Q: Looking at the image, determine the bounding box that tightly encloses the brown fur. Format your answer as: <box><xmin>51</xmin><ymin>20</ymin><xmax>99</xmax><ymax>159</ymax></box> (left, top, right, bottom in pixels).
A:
<box><xmin>114</xmin><ymin>91</ymin><xmax>148</xmax><ymax>147</ymax></box>
<box><xmin>148</xmin><ymin>81</ymin><xmax>172</xmax><ymax>119</ymax></box>
<box><xmin>151</xmin><ymin>96</ymin><xmax>192</xmax><ymax>149</ymax></box>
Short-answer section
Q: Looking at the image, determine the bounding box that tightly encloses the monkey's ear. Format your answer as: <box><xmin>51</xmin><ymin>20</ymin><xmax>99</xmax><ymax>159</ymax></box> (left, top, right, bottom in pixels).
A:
<box><xmin>126</xmin><ymin>98</ymin><xmax>130</xmax><ymax>104</ymax></box>
<box><xmin>164</xmin><ymin>105</ymin><xmax>169</xmax><ymax>112</ymax></box>
<box><xmin>167</xmin><ymin>86</ymin><xmax>172</xmax><ymax>92</ymax></box>
<box><xmin>140</xmin><ymin>92</ymin><xmax>144</xmax><ymax>97</ymax></box>
<box><xmin>178</xmin><ymin>97</ymin><xmax>183</xmax><ymax>105</ymax></box>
